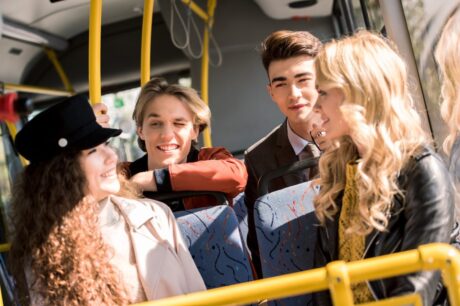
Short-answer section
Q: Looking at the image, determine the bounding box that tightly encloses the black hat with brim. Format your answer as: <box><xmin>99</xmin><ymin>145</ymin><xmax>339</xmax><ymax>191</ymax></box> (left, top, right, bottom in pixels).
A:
<box><xmin>15</xmin><ymin>94</ymin><xmax>122</xmax><ymax>163</ymax></box>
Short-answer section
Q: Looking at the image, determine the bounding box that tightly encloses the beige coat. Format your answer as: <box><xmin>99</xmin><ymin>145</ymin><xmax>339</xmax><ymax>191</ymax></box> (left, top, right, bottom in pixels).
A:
<box><xmin>100</xmin><ymin>195</ymin><xmax>206</xmax><ymax>302</ymax></box>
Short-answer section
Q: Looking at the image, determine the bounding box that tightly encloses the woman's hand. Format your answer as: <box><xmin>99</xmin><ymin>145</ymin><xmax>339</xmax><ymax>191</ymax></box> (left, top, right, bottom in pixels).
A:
<box><xmin>130</xmin><ymin>171</ymin><xmax>158</xmax><ymax>192</ymax></box>
<box><xmin>92</xmin><ymin>103</ymin><xmax>110</xmax><ymax>128</ymax></box>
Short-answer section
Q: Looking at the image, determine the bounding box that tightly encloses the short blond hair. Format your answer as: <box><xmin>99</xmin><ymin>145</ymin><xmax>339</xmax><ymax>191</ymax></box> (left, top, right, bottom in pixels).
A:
<box><xmin>133</xmin><ymin>78</ymin><xmax>211</xmax><ymax>151</ymax></box>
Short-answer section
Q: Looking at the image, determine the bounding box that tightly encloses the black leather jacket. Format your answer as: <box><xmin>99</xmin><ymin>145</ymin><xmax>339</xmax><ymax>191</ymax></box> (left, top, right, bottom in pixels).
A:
<box><xmin>314</xmin><ymin>147</ymin><xmax>455</xmax><ymax>306</ymax></box>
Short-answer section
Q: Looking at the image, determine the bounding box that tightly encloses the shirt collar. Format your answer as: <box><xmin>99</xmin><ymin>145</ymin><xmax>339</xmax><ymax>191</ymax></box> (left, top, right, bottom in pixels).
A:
<box><xmin>102</xmin><ymin>195</ymin><xmax>156</xmax><ymax>229</ymax></box>
<box><xmin>287</xmin><ymin>121</ymin><xmax>310</xmax><ymax>155</ymax></box>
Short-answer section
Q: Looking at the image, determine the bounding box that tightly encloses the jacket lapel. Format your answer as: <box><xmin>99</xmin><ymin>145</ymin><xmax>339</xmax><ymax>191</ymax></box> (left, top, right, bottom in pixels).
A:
<box><xmin>109</xmin><ymin>196</ymin><xmax>171</xmax><ymax>300</ymax></box>
<box><xmin>111</xmin><ymin>196</ymin><xmax>159</xmax><ymax>242</ymax></box>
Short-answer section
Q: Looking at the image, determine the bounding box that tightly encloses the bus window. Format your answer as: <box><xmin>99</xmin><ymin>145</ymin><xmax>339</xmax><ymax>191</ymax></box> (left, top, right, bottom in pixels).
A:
<box><xmin>102</xmin><ymin>87</ymin><xmax>143</xmax><ymax>162</ymax></box>
<box><xmin>0</xmin><ymin>124</ymin><xmax>16</xmax><ymax>240</ymax></box>
<box><xmin>350</xmin><ymin>0</ymin><xmax>367</xmax><ymax>29</ymax></box>
<box><xmin>401</xmin><ymin>0</ymin><xmax>449</xmax><ymax>154</ymax></box>
<box><xmin>0</xmin><ymin>130</ymin><xmax>12</xmax><ymax>207</ymax></box>
<box><xmin>350</xmin><ymin>0</ymin><xmax>385</xmax><ymax>32</ymax></box>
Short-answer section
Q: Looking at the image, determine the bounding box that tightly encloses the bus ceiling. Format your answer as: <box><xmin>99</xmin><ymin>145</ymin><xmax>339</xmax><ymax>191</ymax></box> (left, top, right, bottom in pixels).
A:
<box><xmin>253</xmin><ymin>0</ymin><xmax>333</xmax><ymax>19</ymax></box>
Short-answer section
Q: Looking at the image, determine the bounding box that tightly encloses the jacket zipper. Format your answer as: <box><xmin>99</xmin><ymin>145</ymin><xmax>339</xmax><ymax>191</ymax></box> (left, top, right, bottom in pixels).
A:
<box><xmin>362</xmin><ymin>231</ymin><xmax>380</xmax><ymax>301</ymax></box>
<box><xmin>362</xmin><ymin>230</ymin><xmax>379</xmax><ymax>259</ymax></box>
<box><xmin>363</xmin><ymin>233</ymin><xmax>402</xmax><ymax>300</ymax></box>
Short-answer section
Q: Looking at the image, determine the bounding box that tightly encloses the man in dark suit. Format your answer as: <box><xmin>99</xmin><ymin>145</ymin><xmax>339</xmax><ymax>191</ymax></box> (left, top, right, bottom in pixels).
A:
<box><xmin>244</xmin><ymin>30</ymin><xmax>324</xmax><ymax>275</ymax></box>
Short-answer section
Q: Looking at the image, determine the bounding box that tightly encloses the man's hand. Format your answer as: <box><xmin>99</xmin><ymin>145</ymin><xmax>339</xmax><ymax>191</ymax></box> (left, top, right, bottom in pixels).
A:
<box><xmin>92</xmin><ymin>103</ymin><xmax>110</xmax><ymax>127</ymax></box>
<box><xmin>130</xmin><ymin>171</ymin><xmax>158</xmax><ymax>192</ymax></box>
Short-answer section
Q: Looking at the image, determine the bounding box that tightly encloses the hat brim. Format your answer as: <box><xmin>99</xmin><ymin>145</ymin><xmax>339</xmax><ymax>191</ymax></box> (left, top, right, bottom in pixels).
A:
<box><xmin>73</xmin><ymin>126</ymin><xmax>122</xmax><ymax>151</ymax></box>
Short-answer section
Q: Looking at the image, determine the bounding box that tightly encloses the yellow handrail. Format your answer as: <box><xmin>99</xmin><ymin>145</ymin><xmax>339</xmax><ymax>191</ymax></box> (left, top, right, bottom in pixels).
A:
<box><xmin>141</xmin><ymin>0</ymin><xmax>155</xmax><ymax>86</ymax></box>
<box><xmin>0</xmin><ymin>244</ymin><xmax>10</xmax><ymax>253</ymax></box>
<box><xmin>181</xmin><ymin>0</ymin><xmax>208</xmax><ymax>21</ymax></box>
<box><xmin>200</xmin><ymin>0</ymin><xmax>216</xmax><ymax>148</ymax></box>
<box><xmin>132</xmin><ymin>243</ymin><xmax>460</xmax><ymax>306</ymax></box>
<box><xmin>327</xmin><ymin>261</ymin><xmax>354</xmax><ymax>304</ymax></box>
<box><xmin>3</xmin><ymin>83</ymin><xmax>72</xmax><ymax>97</ymax></box>
<box><xmin>89</xmin><ymin>0</ymin><xmax>102</xmax><ymax>105</ymax></box>
<box><xmin>44</xmin><ymin>48</ymin><xmax>75</xmax><ymax>93</ymax></box>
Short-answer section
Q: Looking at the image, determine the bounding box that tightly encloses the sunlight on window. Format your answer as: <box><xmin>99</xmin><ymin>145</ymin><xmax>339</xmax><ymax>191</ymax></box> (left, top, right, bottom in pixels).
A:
<box><xmin>402</xmin><ymin>0</ymin><xmax>449</xmax><ymax>153</ymax></box>
<box><xmin>102</xmin><ymin>87</ymin><xmax>144</xmax><ymax>162</ymax></box>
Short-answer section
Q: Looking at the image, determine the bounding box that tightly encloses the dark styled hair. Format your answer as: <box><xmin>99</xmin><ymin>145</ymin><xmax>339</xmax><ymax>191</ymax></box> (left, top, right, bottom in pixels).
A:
<box><xmin>260</xmin><ymin>30</ymin><xmax>322</xmax><ymax>73</ymax></box>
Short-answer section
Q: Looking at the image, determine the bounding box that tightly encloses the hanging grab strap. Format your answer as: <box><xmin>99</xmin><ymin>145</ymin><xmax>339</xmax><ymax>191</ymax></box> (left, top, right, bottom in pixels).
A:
<box><xmin>185</xmin><ymin>2</ymin><xmax>203</xmax><ymax>59</ymax></box>
<box><xmin>169</xmin><ymin>0</ymin><xmax>190</xmax><ymax>49</ymax></box>
<box><xmin>208</xmin><ymin>24</ymin><xmax>222</xmax><ymax>67</ymax></box>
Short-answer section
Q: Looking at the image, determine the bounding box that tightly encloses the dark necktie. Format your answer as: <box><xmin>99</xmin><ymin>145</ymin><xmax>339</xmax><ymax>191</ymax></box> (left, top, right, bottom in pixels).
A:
<box><xmin>298</xmin><ymin>143</ymin><xmax>320</xmax><ymax>180</ymax></box>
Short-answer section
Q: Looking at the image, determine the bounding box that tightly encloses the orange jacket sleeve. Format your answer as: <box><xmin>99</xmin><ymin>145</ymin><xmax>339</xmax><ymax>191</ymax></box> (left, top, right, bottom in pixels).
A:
<box><xmin>168</xmin><ymin>147</ymin><xmax>247</xmax><ymax>198</ymax></box>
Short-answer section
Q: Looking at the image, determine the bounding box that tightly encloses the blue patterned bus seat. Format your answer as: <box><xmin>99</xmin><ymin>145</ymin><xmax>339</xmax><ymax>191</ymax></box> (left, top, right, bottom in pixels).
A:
<box><xmin>232</xmin><ymin>192</ymin><xmax>250</xmax><ymax>256</ymax></box>
<box><xmin>254</xmin><ymin>181</ymin><xmax>319</xmax><ymax>306</ymax></box>
<box><xmin>174</xmin><ymin>205</ymin><xmax>254</xmax><ymax>289</ymax></box>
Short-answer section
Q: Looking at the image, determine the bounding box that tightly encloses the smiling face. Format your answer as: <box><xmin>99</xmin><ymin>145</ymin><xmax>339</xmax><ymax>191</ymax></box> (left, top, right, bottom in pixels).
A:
<box><xmin>80</xmin><ymin>142</ymin><xmax>120</xmax><ymax>201</ymax></box>
<box><xmin>267</xmin><ymin>55</ymin><xmax>318</xmax><ymax>136</ymax></box>
<box><xmin>314</xmin><ymin>86</ymin><xmax>350</xmax><ymax>141</ymax></box>
<box><xmin>137</xmin><ymin>94</ymin><xmax>199</xmax><ymax>170</ymax></box>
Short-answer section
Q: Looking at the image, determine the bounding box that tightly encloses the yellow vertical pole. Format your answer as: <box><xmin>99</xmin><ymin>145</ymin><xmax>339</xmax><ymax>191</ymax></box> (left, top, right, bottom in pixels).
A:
<box><xmin>44</xmin><ymin>48</ymin><xmax>75</xmax><ymax>93</ymax></box>
<box><xmin>443</xmin><ymin>254</ymin><xmax>460</xmax><ymax>306</ymax></box>
<box><xmin>326</xmin><ymin>261</ymin><xmax>354</xmax><ymax>306</ymax></box>
<box><xmin>200</xmin><ymin>0</ymin><xmax>216</xmax><ymax>147</ymax></box>
<box><xmin>181</xmin><ymin>0</ymin><xmax>208</xmax><ymax>21</ymax></box>
<box><xmin>419</xmin><ymin>244</ymin><xmax>460</xmax><ymax>306</ymax></box>
<box><xmin>141</xmin><ymin>0</ymin><xmax>155</xmax><ymax>86</ymax></box>
<box><xmin>89</xmin><ymin>0</ymin><xmax>102</xmax><ymax>105</ymax></box>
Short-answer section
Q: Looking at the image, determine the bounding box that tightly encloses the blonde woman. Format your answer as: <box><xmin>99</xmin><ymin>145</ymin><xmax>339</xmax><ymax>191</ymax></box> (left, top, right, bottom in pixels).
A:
<box><xmin>312</xmin><ymin>31</ymin><xmax>454</xmax><ymax>305</ymax></box>
<box><xmin>435</xmin><ymin>7</ymin><xmax>460</xmax><ymax>219</ymax></box>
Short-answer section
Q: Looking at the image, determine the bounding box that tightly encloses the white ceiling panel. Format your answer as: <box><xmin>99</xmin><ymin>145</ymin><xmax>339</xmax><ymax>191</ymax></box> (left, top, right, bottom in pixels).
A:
<box><xmin>0</xmin><ymin>0</ymin><xmax>155</xmax><ymax>38</ymax></box>
<box><xmin>253</xmin><ymin>0</ymin><xmax>333</xmax><ymax>20</ymax></box>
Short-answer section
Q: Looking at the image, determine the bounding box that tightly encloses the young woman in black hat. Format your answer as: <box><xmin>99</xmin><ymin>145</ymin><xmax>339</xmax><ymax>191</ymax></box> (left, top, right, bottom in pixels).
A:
<box><xmin>9</xmin><ymin>95</ymin><xmax>205</xmax><ymax>305</ymax></box>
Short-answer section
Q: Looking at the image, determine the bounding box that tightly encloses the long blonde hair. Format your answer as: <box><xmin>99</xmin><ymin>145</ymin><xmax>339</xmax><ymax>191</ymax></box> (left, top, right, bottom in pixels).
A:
<box><xmin>435</xmin><ymin>8</ymin><xmax>460</xmax><ymax>154</ymax></box>
<box><xmin>314</xmin><ymin>31</ymin><xmax>427</xmax><ymax>234</ymax></box>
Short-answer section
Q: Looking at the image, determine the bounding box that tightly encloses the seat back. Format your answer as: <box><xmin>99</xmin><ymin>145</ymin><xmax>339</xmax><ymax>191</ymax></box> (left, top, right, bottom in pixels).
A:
<box><xmin>174</xmin><ymin>205</ymin><xmax>254</xmax><ymax>289</ymax></box>
<box><xmin>232</xmin><ymin>192</ymin><xmax>250</xmax><ymax>254</ymax></box>
<box><xmin>258</xmin><ymin>157</ymin><xmax>319</xmax><ymax>197</ymax></box>
<box><xmin>145</xmin><ymin>191</ymin><xmax>228</xmax><ymax>212</ymax></box>
<box><xmin>255</xmin><ymin>181</ymin><xmax>318</xmax><ymax>306</ymax></box>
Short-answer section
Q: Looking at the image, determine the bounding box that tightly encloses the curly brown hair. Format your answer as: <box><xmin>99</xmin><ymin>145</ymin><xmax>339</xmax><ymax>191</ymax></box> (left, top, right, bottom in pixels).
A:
<box><xmin>9</xmin><ymin>150</ymin><xmax>129</xmax><ymax>305</ymax></box>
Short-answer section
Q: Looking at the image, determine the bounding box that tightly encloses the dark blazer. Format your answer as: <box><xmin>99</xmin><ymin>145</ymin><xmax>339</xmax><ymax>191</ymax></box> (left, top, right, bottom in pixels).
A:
<box><xmin>244</xmin><ymin>119</ymin><xmax>320</xmax><ymax>275</ymax></box>
<box><xmin>314</xmin><ymin>146</ymin><xmax>455</xmax><ymax>305</ymax></box>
